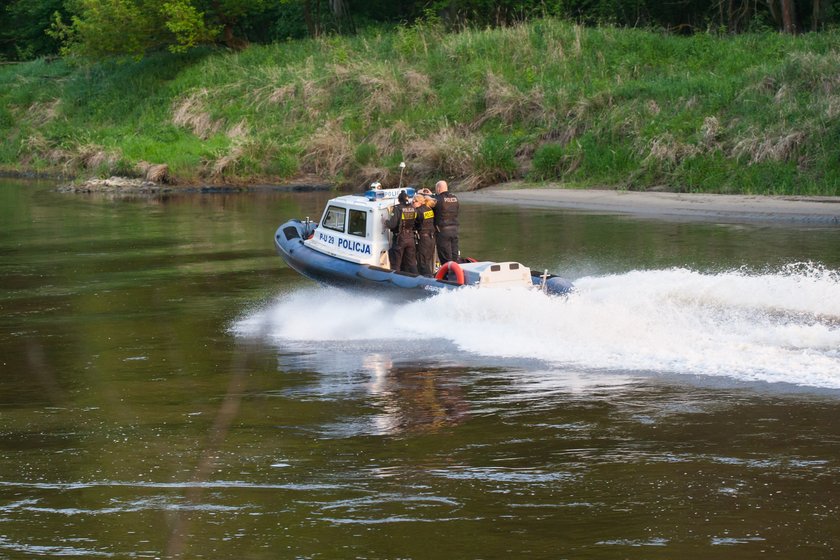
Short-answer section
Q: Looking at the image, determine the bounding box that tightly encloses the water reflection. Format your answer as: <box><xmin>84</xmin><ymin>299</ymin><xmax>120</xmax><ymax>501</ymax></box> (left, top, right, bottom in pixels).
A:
<box><xmin>365</xmin><ymin>354</ymin><xmax>469</xmax><ymax>435</ymax></box>
<box><xmin>272</xmin><ymin>350</ymin><xmax>470</xmax><ymax>436</ymax></box>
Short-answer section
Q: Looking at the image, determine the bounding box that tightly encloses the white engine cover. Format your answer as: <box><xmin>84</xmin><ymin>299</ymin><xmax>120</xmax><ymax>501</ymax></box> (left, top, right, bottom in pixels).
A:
<box><xmin>459</xmin><ymin>261</ymin><xmax>532</xmax><ymax>288</ymax></box>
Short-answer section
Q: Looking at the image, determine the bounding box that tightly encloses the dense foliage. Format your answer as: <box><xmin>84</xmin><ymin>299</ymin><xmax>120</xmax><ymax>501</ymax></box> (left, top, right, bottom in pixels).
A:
<box><xmin>2</xmin><ymin>0</ymin><xmax>839</xmax><ymax>61</ymax></box>
<box><xmin>2</xmin><ymin>19</ymin><xmax>838</xmax><ymax>195</ymax></box>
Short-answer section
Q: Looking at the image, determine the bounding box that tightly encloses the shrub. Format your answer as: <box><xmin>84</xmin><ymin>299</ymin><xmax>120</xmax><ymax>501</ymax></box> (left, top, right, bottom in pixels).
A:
<box><xmin>267</xmin><ymin>151</ymin><xmax>299</xmax><ymax>179</ymax></box>
<box><xmin>0</xmin><ymin>105</ymin><xmax>13</xmax><ymax>129</ymax></box>
<box><xmin>530</xmin><ymin>143</ymin><xmax>566</xmax><ymax>180</ymax></box>
<box><xmin>354</xmin><ymin>143</ymin><xmax>377</xmax><ymax>166</ymax></box>
<box><xmin>475</xmin><ymin>134</ymin><xmax>517</xmax><ymax>184</ymax></box>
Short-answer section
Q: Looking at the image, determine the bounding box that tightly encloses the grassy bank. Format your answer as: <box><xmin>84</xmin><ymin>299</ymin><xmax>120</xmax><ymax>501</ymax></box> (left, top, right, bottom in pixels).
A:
<box><xmin>2</xmin><ymin>20</ymin><xmax>839</xmax><ymax>195</ymax></box>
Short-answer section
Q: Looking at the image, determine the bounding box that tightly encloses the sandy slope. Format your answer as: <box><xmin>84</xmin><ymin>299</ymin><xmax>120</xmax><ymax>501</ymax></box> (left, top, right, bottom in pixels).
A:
<box><xmin>459</xmin><ymin>188</ymin><xmax>840</xmax><ymax>224</ymax></box>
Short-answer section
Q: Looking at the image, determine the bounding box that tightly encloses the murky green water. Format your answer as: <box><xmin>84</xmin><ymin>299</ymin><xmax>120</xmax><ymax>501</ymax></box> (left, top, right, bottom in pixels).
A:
<box><xmin>2</xmin><ymin>180</ymin><xmax>840</xmax><ymax>558</ymax></box>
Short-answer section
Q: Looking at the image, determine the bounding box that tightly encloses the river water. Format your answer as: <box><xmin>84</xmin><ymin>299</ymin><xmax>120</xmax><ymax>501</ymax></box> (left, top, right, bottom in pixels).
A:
<box><xmin>1</xmin><ymin>179</ymin><xmax>839</xmax><ymax>558</ymax></box>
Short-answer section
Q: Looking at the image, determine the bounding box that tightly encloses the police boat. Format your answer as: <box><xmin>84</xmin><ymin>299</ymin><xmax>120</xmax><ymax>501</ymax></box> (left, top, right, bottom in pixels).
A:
<box><xmin>274</xmin><ymin>185</ymin><xmax>574</xmax><ymax>297</ymax></box>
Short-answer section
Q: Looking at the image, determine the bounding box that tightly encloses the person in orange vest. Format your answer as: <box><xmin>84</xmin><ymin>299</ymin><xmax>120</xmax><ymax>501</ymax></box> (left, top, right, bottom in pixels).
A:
<box><xmin>385</xmin><ymin>190</ymin><xmax>418</xmax><ymax>273</ymax></box>
<box><xmin>413</xmin><ymin>193</ymin><xmax>436</xmax><ymax>277</ymax></box>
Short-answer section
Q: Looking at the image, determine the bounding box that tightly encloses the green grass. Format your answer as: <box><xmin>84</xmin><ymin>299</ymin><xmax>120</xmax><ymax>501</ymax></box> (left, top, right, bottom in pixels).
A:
<box><xmin>1</xmin><ymin>19</ymin><xmax>839</xmax><ymax>195</ymax></box>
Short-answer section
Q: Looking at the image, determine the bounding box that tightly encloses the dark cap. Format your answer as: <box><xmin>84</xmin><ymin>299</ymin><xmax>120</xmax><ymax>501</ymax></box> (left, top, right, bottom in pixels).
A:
<box><xmin>398</xmin><ymin>191</ymin><xmax>408</xmax><ymax>204</ymax></box>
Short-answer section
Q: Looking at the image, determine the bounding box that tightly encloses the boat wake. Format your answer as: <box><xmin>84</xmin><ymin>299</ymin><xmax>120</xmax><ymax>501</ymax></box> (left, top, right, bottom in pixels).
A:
<box><xmin>233</xmin><ymin>263</ymin><xmax>840</xmax><ymax>389</ymax></box>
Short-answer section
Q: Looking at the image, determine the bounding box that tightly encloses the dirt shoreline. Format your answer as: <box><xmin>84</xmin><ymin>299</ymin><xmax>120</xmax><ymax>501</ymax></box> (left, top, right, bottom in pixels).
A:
<box><xmin>459</xmin><ymin>187</ymin><xmax>840</xmax><ymax>225</ymax></box>
<box><xmin>7</xmin><ymin>171</ymin><xmax>838</xmax><ymax>224</ymax></box>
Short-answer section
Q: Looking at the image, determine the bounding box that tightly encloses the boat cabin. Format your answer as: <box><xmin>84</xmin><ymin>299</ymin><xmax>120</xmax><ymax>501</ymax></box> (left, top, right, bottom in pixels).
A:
<box><xmin>304</xmin><ymin>186</ymin><xmax>415</xmax><ymax>268</ymax></box>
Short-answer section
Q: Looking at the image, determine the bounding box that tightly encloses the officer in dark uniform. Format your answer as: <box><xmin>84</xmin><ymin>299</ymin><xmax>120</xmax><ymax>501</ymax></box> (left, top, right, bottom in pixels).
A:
<box><xmin>433</xmin><ymin>180</ymin><xmax>460</xmax><ymax>264</ymax></box>
<box><xmin>413</xmin><ymin>194</ymin><xmax>436</xmax><ymax>277</ymax></box>
<box><xmin>385</xmin><ymin>191</ymin><xmax>418</xmax><ymax>273</ymax></box>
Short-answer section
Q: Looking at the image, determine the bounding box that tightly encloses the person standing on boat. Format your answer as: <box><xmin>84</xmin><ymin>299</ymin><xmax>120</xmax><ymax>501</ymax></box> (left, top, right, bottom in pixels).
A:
<box><xmin>385</xmin><ymin>191</ymin><xmax>418</xmax><ymax>273</ymax></box>
<box><xmin>434</xmin><ymin>180</ymin><xmax>460</xmax><ymax>264</ymax></box>
<box><xmin>413</xmin><ymin>193</ymin><xmax>436</xmax><ymax>277</ymax></box>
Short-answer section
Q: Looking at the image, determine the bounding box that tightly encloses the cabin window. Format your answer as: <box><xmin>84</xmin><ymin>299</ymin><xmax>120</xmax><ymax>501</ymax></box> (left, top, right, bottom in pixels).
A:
<box><xmin>322</xmin><ymin>206</ymin><xmax>346</xmax><ymax>232</ymax></box>
<box><xmin>348</xmin><ymin>209</ymin><xmax>367</xmax><ymax>237</ymax></box>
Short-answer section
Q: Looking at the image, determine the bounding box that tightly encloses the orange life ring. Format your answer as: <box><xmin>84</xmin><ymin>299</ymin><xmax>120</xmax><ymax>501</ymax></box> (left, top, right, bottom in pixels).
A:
<box><xmin>435</xmin><ymin>261</ymin><xmax>465</xmax><ymax>285</ymax></box>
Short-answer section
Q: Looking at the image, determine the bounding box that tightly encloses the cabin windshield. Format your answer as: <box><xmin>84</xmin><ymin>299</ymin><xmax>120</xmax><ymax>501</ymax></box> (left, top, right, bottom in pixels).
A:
<box><xmin>322</xmin><ymin>206</ymin><xmax>346</xmax><ymax>232</ymax></box>
<box><xmin>348</xmin><ymin>209</ymin><xmax>367</xmax><ymax>237</ymax></box>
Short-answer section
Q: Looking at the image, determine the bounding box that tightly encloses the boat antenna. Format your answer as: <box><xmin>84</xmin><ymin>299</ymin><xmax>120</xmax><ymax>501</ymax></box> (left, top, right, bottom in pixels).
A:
<box><xmin>398</xmin><ymin>161</ymin><xmax>406</xmax><ymax>189</ymax></box>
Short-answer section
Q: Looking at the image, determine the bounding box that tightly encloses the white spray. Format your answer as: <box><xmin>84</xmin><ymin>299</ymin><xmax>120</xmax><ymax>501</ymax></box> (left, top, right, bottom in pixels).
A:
<box><xmin>233</xmin><ymin>263</ymin><xmax>840</xmax><ymax>389</ymax></box>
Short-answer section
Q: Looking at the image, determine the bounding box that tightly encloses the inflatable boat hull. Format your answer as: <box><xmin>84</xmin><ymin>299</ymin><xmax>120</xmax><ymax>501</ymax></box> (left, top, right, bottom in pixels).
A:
<box><xmin>274</xmin><ymin>220</ymin><xmax>573</xmax><ymax>296</ymax></box>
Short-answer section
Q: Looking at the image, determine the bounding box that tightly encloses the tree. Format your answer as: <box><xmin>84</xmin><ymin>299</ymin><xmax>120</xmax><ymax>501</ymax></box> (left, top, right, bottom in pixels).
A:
<box><xmin>1</xmin><ymin>0</ymin><xmax>67</xmax><ymax>60</ymax></box>
<box><xmin>200</xmin><ymin>0</ymin><xmax>268</xmax><ymax>49</ymax></box>
<box><xmin>781</xmin><ymin>0</ymin><xmax>798</xmax><ymax>31</ymax></box>
<box><xmin>50</xmin><ymin>0</ymin><xmax>162</xmax><ymax>58</ymax></box>
<box><xmin>763</xmin><ymin>0</ymin><xmax>799</xmax><ymax>32</ymax></box>
<box><xmin>51</xmin><ymin>0</ymin><xmax>268</xmax><ymax>59</ymax></box>
<box><xmin>278</xmin><ymin>0</ymin><xmax>356</xmax><ymax>37</ymax></box>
